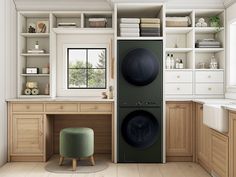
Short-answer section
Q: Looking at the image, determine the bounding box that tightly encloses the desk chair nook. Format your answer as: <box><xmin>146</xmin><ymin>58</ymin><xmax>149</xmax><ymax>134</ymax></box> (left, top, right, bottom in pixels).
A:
<box><xmin>59</xmin><ymin>127</ymin><xmax>95</xmax><ymax>171</ymax></box>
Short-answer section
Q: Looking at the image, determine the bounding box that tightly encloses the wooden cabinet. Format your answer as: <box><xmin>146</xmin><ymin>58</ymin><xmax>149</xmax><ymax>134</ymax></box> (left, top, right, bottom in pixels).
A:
<box><xmin>229</xmin><ymin>112</ymin><xmax>236</xmax><ymax>177</ymax></box>
<box><xmin>211</xmin><ymin>130</ymin><xmax>229</xmax><ymax>177</ymax></box>
<box><xmin>11</xmin><ymin>114</ymin><xmax>44</xmax><ymax>160</ymax></box>
<box><xmin>196</xmin><ymin>103</ymin><xmax>212</xmax><ymax>172</ymax></box>
<box><xmin>166</xmin><ymin>102</ymin><xmax>193</xmax><ymax>161</ymax></box>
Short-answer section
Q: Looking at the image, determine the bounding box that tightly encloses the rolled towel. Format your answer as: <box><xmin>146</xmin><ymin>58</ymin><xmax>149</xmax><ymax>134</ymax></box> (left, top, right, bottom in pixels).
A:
<box><xmin>201</xmin><ymin>22</ymin><xmax>208</xmax><ymax>27</ymax></box>
<box><xmin>198</xmin><ymin>18</ymin><xmax>205</xmax><ymax>23</ymax></box>
<box><xmin>196</xmin><ymin>22</ymin><xmax>202</xmax><ymax>27</ymax></box>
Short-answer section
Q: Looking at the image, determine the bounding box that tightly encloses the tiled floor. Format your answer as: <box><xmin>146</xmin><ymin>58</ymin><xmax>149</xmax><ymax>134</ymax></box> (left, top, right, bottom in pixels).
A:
<box><xmin>0</xmin><ymin>157</ymin><xmax>211</xmax><ymax>177</ymax></box>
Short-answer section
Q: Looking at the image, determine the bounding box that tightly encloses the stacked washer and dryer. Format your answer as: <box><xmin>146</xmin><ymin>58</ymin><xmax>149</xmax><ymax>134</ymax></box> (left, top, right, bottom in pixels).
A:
<box><xmin>117</xmin><ymin>40</ymin><xmax>163</xmax><ymax>162</ymax></box>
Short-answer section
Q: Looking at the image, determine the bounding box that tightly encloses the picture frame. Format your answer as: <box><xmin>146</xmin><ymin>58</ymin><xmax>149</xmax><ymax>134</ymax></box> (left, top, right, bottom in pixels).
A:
<box><xmin>36</xmin><ymin>21</ymin><xmax>49</xmax><ymax>33</ymax></box>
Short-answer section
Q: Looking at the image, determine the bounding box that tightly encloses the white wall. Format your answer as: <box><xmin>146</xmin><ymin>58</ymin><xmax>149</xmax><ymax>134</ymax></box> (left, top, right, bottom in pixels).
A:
<box><xmin>225</xmin><ymin>2</ymin><xmax>236</xmax><ymax>99</ymax></box>
<box><xmin>0</xmin><ymin>0</ymin><xmax>17</xmax><ymax>166</ymax></box>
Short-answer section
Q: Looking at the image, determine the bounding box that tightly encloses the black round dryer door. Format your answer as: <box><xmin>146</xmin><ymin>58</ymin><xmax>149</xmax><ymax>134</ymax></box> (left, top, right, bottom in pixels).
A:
<box><xmin>121</xmin><ymin>110</ymin><xmax>159</xmax><ymax>149</ymax></box>
<box><xmin>122</xmin><ymin>48</ymin><xmax>160</xmax><ymax>86</ymax></box>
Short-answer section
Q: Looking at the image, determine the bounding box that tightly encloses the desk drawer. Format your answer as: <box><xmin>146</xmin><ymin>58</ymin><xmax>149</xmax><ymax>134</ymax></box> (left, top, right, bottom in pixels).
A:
<box><xmin>12</xmin><ymin>103</ymin><xmax>44</xmax><ymax>112</ymax></box>
<box><xmin>45</xmin><ymin>103</ymin><xmax>78</xmax><ymax>112</ymax></box>
<box><xmin>80</xmin><ymin>103</ymin><xmax>112</xmax><ymax>112</ymax></box>
<box><xmin>195</xmin><ymin>71</ymin><xmax>224</xmax><ymax>83</ymax></box>
<box><xmin>195</xmin><ymin>84</ymin><xmax>224</xmax><ymax>95</ymax></box>
<box><xmin>166</xmin><ymin>84</ymin><xmax>193</xmax><ymax>95</ymax></box>
<box><xmin>166</xmin><ymin>71</ymin><xmax>193</xmax><ymax>83</ymax></box>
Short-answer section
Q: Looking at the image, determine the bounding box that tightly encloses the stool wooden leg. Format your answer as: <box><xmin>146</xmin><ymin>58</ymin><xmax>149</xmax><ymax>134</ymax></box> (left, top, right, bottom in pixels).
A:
<box><xmin>90</xmin><ymin>155</ymin><xmax>95</xmax><ymax>166</ymax></box>
<box><xmin>59</xmin><ymin>156</ymin><xmax>64</xmax><ymax>166</ymax></box>
<box><xmin>72</xmin><ymin>158</ymin><xmax>77</xmax><ymax>171</ymax></box>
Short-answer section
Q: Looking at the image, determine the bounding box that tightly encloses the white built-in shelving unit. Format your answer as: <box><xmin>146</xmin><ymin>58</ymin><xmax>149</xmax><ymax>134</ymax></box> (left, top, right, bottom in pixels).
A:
<box><xmin>17</xmin><ymin>10</ymin><xmax>114</xmax><ymax>98</ymax></box>
<box><xmin>165</xmin><ymin>9</ymin><xmax>225</xmax><ymax>98</ymax></box>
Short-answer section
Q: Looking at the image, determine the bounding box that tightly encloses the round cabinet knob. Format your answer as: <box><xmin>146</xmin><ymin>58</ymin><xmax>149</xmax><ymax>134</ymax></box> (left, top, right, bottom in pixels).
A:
<box><xmin>60</xmin><ymin>105</ymin><xmax>64</xmax><ymax>109</ymax></box>
<box><xmin>208</xmin><ymin>87</ymin><xmax>212</xmax><ymax>91</ymax></box>
<box><xmin>177</xmin><ymin>75</ymin><xmax>180</xmax><ymax>79</ymax></box>
<box><xmin>26</xmin><ymin>105</ymin><xmax>30</xmax><ymax>109</ymax></box>
<box><xmin>208</xmin><ymin>75</ymin><xmax>211</xmax><ymax>78</ymax></box>
<box><xmin>177</xmin><ymin>87</ymin><xmax>180</xmax><ymax>91</ymax></box>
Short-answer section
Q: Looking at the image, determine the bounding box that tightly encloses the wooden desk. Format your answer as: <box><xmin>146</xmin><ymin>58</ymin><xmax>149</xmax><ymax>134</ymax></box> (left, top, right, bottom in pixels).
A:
<box><xmin>7</xmin><ymin>100</ymin><xmax>114</xmax><ymax>162</ymax></box>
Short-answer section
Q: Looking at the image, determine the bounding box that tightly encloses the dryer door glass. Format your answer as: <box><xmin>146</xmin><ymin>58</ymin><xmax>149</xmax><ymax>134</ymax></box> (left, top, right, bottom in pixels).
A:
<box><xmin>122</xmin><ymin>48</ymin><xmax>160</xmax><ymax>86</ymax></box>
<box><xmin>121</xmin><ymin>110</ymin><xmax>159</xmax><ymax>148</ymax></box>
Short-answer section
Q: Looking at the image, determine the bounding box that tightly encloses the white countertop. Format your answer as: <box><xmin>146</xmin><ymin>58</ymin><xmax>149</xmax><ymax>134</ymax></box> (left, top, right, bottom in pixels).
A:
<box><xmin>6</xmin><ymin>96</ymin><xmax>115</xmax><ymax>102</ymax></box>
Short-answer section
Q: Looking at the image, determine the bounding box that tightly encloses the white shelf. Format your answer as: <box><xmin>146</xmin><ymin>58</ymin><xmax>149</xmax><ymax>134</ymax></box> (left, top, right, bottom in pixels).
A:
<box><xmin>195</xmin><ymin>27</ymin><xmax>224</xmax><ymax>33</ymax></box>
<box><xmin>165</xmin><ymin>27</ymin><xmax>193</xmax><ymax>34</ymax></box>
<box><xmin>195</xmin><ymin>48</ymin><xmax>224</xmax><ymax>52</ymax></box>
<box><xmin>165</xmin><ymin>69</ymin><xmax>193</xmax><ymax>71</ymax></box>
<box><xmin>18</xmin><ymin>95</ymin><xmax>51</xmax><ymax>98</ymax></box>
<box><xmin>195</xmin><ymin>69</ymin><xmax>224</xmax><ymax>71</ymax></box>
<box><xmin>21</xmin><ymin>53</ymin><xmax>50</xmax><ymax>57</ymax></box>
<box><xmin>53</xmin><ymin>28</ymin><xmax>114</xmax><ymax>34</ymax></box>
<box><xmin>117</xmin><ymin>36</ymin><xmax>163</xmax><ymax>40</ymax></box>
<box><xmin>166</xmin><ymin>48</ymin><xmax>193</xmax><ymax>52</ymax></box>
<box><xmin>21</xmin><ymin>74</ymin><xmax>50</xmax><ymax>77</ymax></box>
<box><xmin>21</xmin><ymin>33</ymin><xmax>50</xmax><ymax>38</ymax></box>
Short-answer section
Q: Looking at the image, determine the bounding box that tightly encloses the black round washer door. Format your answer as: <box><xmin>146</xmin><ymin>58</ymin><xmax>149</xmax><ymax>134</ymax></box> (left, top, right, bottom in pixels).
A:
<box><xmin>121</xmin><ymin>110</ymin><xmax>159</xmax><ymax>149</ymax></box>
<box><xmin>122</xmin><ymin>48</ymin><xmax>159</xmax><ymax>86</ymax></box>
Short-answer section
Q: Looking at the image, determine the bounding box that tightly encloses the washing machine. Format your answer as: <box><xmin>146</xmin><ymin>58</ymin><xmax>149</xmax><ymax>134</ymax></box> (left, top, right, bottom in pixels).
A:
<box><xmin>117</xmin><ymin>40</ymin><xmax>163</xmax><ymax>162</ymax></box>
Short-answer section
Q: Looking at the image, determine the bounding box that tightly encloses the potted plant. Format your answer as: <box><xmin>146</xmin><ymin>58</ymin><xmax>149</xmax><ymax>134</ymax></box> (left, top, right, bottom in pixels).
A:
<box><xmin>209</xmin><ymin>16</ymin><xmax>221</xmax><ymax>28</ymax></box>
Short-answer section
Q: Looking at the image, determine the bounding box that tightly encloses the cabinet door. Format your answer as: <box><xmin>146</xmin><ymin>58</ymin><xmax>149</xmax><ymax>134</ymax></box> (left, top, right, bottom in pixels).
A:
<box><xmin>166</xmin><ymin>102</ymin><xmax>193</xmax><ymax>157</ymax></box>
<box><xmin>196</xmin><ymin>103</ymin><xmax>212</xmax><ymax>171</ymax></box>
<box><xmin>12</xmin><ymin>114</ymin><xmax>44</xmax><ymax>154</ymax></box>
<box><xmin>229</xmin><ymin>112</ymin><xmax>236</xmax><ymax>177</ymax></box>
<box><xmin>211</xmin><ymin>130</ymin><xmax>229</xmax><ymax>177</ymax></box>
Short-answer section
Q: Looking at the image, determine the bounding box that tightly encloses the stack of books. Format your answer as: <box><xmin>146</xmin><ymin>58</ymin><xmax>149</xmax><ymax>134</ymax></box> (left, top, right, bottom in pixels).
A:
<box><xmin>57</xmin><ymin>23</ymin><xmax>77</xmax><ymax>28</ymax></box>
<box><xmin>195</xmin><ymin>39</ymin><xmax>221</xmax><ymax>48</ymax></box>
<box><xmin>120</xmin><ymin>18</ymin><xmax>140</xmax><ymax>37</ymax></box>
<box><xmin>140</xmin><ymin>18</ymin><xmax>161</xmax><ymax>36</ymax></box>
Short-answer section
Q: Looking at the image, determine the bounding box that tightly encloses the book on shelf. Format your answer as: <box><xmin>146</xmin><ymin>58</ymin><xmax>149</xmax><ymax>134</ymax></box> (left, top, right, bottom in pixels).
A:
<box><xmin>57</xmin><ymin>22</ymin><xmax>77</xmax><ymax>28</ymax></box>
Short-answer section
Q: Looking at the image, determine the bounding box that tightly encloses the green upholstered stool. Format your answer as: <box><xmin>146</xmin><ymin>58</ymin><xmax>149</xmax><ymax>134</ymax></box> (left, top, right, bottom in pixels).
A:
<box><xmin>59</xmin><ymin>127</ymin><xmax>95</xmax><ymax>170</ymax></box>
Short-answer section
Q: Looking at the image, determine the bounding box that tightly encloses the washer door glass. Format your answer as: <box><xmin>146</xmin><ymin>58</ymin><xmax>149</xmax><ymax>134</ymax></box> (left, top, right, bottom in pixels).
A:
<box><xmin>121</xmin><ymin>110</ymin><xmax>159</xmax><ymax>149</ymax></box>
<box><xmin>122</xmin><ymin>48</ymin><xmax>160</xmax><ymax>86</ymax></box>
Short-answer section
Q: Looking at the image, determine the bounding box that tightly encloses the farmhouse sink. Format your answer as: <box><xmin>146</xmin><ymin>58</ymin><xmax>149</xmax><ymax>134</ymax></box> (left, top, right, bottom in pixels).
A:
<box><xmin>203</xmin><ymin>104</ymin><xmax>229</xmax><ymax>133</ymax></box>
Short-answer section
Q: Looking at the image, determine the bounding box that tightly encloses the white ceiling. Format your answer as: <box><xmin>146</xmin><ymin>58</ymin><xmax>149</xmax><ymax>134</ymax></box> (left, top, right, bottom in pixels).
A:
<box><xmin>13</xmin><ymin>0</ymin><xmax>234</xmax><ymax>11</ymax></box>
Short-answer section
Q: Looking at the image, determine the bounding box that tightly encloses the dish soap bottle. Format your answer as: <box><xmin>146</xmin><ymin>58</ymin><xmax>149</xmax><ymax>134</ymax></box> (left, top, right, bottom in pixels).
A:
<box><xmin>166</xmin><ymin>54</ymin><xmax>171</xmax><ymax>69</ymax></box>
<box><xmin>170</xmin><ymin>54</ymin><xmax>175</xmax><ymax>69</ymax></box>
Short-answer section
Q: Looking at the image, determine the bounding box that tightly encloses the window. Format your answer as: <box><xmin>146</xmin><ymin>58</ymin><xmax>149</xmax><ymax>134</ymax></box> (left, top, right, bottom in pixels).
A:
<box><xmin>229</xmin><ymin>21</ymin><xmax>236</xmax><ymax>88</ymax></box>
<box><xmin>67</xmin><ymin>48</ymin><xmax>106</xmax><ymax>89</ymax></box>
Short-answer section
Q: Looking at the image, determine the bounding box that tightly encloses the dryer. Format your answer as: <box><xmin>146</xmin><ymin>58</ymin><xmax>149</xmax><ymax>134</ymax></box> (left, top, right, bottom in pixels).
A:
<box><xmin>117</xmin><ymin>40</ymin><xmax>163</xmax><ymax>162</ymax></box>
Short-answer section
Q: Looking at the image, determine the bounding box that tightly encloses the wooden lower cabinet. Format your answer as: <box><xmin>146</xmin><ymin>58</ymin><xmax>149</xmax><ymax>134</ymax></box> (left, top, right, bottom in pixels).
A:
<box><xmin>211</xmin><ymin>130</ymin><xmax>229</xmax><ymax>177</ymax></box>
<box><xmin>196</xmin><ymin>103</ymin><xmax>212</xmax><ymax>171</ymax></box>
<box><xmin>11</xmin><ymin>114</ymin><xmax>44</xmax><ymax>161</ymax></box>
<box><xmin>166</xmin><ymin>102</ymin><xmax>193</xmax><ymax>161</ymax></box>
<box><xmin>229</xmin><ymin>112</ymin><xmax>236</xmax><ymax>177</ymax></box>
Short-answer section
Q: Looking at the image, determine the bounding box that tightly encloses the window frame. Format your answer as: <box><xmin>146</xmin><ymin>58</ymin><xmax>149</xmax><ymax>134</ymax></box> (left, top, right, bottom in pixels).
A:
<box><xmin>67</xmin><ymin>48</ymin><xmax>107</xmax><ymax>89</ymax></box>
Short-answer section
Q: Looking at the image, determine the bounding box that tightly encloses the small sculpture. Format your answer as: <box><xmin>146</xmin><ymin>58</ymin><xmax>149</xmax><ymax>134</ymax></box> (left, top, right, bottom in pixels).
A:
<box><xmin>24</xmin><ymin>82</ymin><xmax>39</xmax><ymax>95</ymax></box>
<box><xmin>28</xmin><ymin>25</ymin><xmax>36</xmax><ymax>33</ymax></box>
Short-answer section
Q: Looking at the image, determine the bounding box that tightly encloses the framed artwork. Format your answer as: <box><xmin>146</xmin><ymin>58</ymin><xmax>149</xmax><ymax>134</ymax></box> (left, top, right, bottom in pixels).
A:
<box><xmin>36</xmin><ymin>21</ymin><xmax>49</xmax><ymax>33</ymax></box>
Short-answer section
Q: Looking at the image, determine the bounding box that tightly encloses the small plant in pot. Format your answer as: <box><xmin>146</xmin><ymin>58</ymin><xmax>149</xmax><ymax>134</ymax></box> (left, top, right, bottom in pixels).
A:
<box><xmin>209</xmin><ymin>16</ymin><xmax>221</xmax><ymax>28</ymax></box>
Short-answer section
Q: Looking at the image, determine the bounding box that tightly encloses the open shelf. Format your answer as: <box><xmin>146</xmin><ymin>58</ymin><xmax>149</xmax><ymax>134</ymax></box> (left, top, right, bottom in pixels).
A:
<box><xmin>195</xmin><ymin>27</ymin><xmax>224</xmax><ymax>33</ymax></box>
<box><xmin>166</xmin><ymin>48</ymin><xmax>193</xmax><ymax>52</ymax></box>
<box><xmin>52</xmin><ymin>28</ymin><xmax>114</xmax><ymax>34</ymax></box>
<box><xmin>21</xmin><ymin>53</ymin><xmax>50</xmax><ymax>57</ymax></box>
<box><xmin>117</xmin><ymin>36</ymin><xmax>163</xmax><ymax>40</ymax></box>
<box><xmin>195</xmin><ymin>48</ymin><xmax>224</xmax><ymax>52</ymax></box>
<box><xmin>21</xmin><ymin>33</ymin><xmax>50</xmax><ymax>38</ymax></box>
<box><xmin>18</xmin><ymin>95</ymin><xmax>51</xmax><ymax>98</ymax></box>
<box><xmin>21</xmin><ymin>74</ymin><xmax>50</xmax><ymax>77</ymax></box>
<box><xmin>166</xmin><ymin>27</ymin><xmax>193</xmax><ymax>34</ymax></box>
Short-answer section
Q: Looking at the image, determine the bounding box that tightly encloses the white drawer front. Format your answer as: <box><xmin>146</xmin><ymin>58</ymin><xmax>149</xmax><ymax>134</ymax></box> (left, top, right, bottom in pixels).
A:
<box><xmin>195</xmin><ymin>71</ymin><xmax>224</xmax><ymax>83</ymax></box>
<box><xmin>166</xmin><ymin>84</ymin><xmax>193</xmax><ymax>95</ymax></box>
<box><xmin>166</xmin><ymin>71</ymin><xmax>193</xmax><ymax>83</ymax></box>
<box><xmin>195</xmin><ymin>84</ymin><xmax>224</xmax><ymax>95</ymax></box>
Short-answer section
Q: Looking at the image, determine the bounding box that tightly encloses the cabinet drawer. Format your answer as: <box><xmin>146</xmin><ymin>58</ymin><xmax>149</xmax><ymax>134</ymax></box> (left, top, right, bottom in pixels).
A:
<box><xmin>166</xmin><ymin>84</ymin><xmax>193</xmax><ymax>95</ymax></box>
<box><xmin>195</xmin><ymin>71</ymin><xmax>224</xmax><ymax>83</ymax></box>
<box><xmin>80</xmin><ymin>103</ymin><xmax>112</xmax><ymax>112</ymax></box>
<box><xmin>195</xmin><ymin>84</ymin><xmax>224</xmax><ymax>95</ymax></box>
<box><xmin>45</xmin><ymin>103</ymin><xmax>78</xmax><ymax>112</ymax></box>
<box><xmin>166</xmin><ymin>71</ymin><xmax>193</xmax><ymax>83</ymax></box>
<box><xmin>12</xmin><ymin>103</ymin><xmax>43</xmax><ymax>112</ymax></box>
